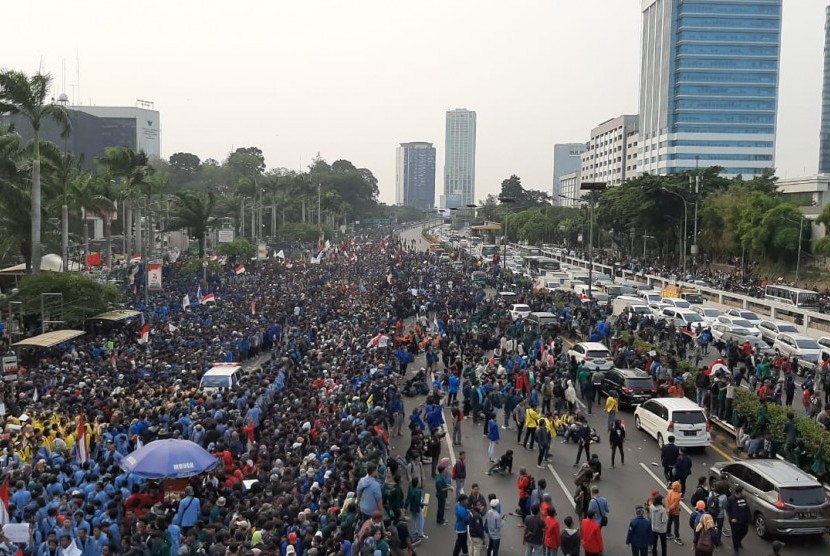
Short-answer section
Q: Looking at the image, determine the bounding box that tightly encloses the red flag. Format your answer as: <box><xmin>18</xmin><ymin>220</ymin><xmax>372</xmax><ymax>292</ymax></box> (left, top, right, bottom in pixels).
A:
<box><xmin>76</xmin><ymin>414</ymin><xmax>89</xmax><ymax>464</ymax></box>
<box><xmin>0</xmin><ymin>477</ymin><xmax>10</xmax><ymax>524</ymax></box>
<box><xmin>234</xmin><ymin>265</ymin><xmax>246</xmax><ymax>275</ymax></box>
<box><xmin>138</xmin><ymin>324</ymin><xmax>150</xmax><ymax>344</ymax></box>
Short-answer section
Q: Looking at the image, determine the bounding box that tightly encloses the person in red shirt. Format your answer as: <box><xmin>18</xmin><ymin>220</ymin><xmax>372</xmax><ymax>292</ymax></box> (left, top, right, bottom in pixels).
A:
<box><xmin>516</xmin><ymin>468</ymin><xmax>532</xmax><ymax>518</ymax></box>
<box><xmin>581</xmin><ymin>510</ymin><xmax>604</xmax><ymax>556</ymax></box>
<box><xmin>543</xmin><ymin>505</ymin><xmax>561</xmax><ymax>554</ymax></box>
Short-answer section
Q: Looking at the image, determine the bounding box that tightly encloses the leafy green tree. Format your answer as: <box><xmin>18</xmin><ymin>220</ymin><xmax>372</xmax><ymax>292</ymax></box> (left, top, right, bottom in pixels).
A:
<box><xmin>216</xmin><ymin>239</ymin><xmax>255</xmax><ymax>261</ymax></box>
<box><xmin>0</xmin><ymin>70</ymin><xmax>70</xmax><ymax>273</ymax></box>
<box><xmin>97</xmin><ymin>147</ymin><xmax>153</xmax><ymax>255</ymax></box>
<box><xmin>169</xmin><ymin>152</ymin><xmax>201</xmax><ymax>174</ymax></box>
<box><xmin>165</xmin><ymin>191</ymin><xmax>216</xmax><ymax>258</ymax></box>
<box><xmin>13</xmin><ymin>272</ymin><xmax>122</xmax><ymax>325</ymax></box>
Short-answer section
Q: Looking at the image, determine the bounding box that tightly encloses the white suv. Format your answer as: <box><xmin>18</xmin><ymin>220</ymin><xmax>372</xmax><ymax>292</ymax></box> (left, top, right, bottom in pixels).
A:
<box><xmin>772</xmin><ymin>333</ymin><xmax>822</xmax><ymax>369</ymax></box>
<box><xmin>659</xmin><ymin>307</ymin><xmax>704</xmax><ymax>332</ymax></box>
<box><xmin>634</xmin><ymin>397</ymin><xmax>711</xmax><ymax>448</ymax></box>
<box><xmin>568</xmin><ymin>342</ymin><xmax>613</xmax><ymax>372</ymax></box>
<box><xmin>758</xmin><ymin>319</ymin><xmax>799</xmax><ymax>345</ymax></box>
<box><xmin>691</xmin><ymin>306</ymin><xmax>724</xmax><ymax>326</ymax></box>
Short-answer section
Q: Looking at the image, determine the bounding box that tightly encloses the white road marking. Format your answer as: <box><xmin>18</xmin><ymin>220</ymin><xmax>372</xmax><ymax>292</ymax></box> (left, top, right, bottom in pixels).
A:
<box><xmin>638</xmin><ymin>462</ymin><xmax>692</xmax><ymax>515</ymax></box>
<box><xmin>547</xmin><ymin>463</ymin><xmax>576</xmax><ymax>508</ymax></box>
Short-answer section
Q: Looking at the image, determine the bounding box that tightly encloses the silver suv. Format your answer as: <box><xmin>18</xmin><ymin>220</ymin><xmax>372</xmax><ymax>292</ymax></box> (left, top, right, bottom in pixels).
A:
<box><xmin>709</xmin><ymin>459</ymin><xmax>830</xmax><ymax>538</ymax></box>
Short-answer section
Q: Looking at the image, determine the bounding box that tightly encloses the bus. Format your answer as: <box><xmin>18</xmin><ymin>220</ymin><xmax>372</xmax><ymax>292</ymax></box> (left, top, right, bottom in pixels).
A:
<box><xmin>480</xmin><ymin>244</ymin><xmax>498</xmax><ymax>261</ymax></box>
<box><xmin>764</xmin><ymin>284</ymin><xmax>820</xmax><ymax>310</ymax></box>
<box><xmin>518</xmin><ymin>246</ymin><xmax>542</xmax><ymax>257</ymax></box>
<box><xmin>522</xmin><ymin>255</ymin><xmax>560</xmax><ymax>275</ymax></box>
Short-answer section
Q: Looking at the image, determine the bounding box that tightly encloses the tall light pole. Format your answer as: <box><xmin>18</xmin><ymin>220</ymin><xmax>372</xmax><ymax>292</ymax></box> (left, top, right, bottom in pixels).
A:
<box><xmin>796</xmin><ymin>217</ymin><xmax>804</xmax><ymax>285</ymax></box>
<box><xmin>498</xmin><ymin>197</ymin><xmax>516</xmax><ymax>268</ymax></box>
<box><xmin>690</xmin><ymin>175</ymin><xmax>700</xmax><ymax>269</ymax></box>
<box><xmin>579</xmin><ymin>182</ymin><xmax>607</xmax><ymax>299</ymax></box>
<box><xmin>661</xmin><ymin>187</ymin><xmax>689</xmax><ymax>276</ymax></box>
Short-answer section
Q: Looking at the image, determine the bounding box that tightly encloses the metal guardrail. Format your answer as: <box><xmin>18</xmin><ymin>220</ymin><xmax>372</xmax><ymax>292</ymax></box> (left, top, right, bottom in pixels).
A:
<box><xmin>516</xmin><ymin>244</ymin><xmax>830</xmax><ymax>339</ymax></box>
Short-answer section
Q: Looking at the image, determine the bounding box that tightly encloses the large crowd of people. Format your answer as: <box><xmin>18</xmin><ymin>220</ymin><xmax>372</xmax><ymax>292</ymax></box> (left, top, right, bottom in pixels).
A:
<box><xmin>0</xmin><ymin>227</ymin><xmax>804</xmax><ymax>556</ymax></box>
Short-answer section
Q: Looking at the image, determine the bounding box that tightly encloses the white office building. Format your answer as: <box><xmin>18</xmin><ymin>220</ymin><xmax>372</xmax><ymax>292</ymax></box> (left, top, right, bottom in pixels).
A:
<box><xmin>581</xmin><ymin>115</ymin><xmax>639</xmax><ymax>187</ymax></box>
<box><xmin>443</xmin><ymin>108</ymin><xmax>477</xmax><ymax>208</ymax></box>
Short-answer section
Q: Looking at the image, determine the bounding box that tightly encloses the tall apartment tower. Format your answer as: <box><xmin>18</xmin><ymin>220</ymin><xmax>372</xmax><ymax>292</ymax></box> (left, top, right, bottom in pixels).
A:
<box><xmin>581</xmin><ymin>115</ymin><xmax>640</xmax><ymax>187</ymax></box>
<box><xmin>639</xmin><ymin>0</ymin><xmax>782</xmax><ymax>177</ymax></box>
<box><xmin>552</xmin><ymin>143</ymin><xmax>587</xmax><ymax>204</ymax></box>
<box><xmin>820</xmin><ymin>5</ymin><xmax>830</xmax><ymax>173</ymax></box>
<box><xmin>395</xmin><ymin>142</ymin><xmax>436</xmax><ymax>210</ymax></box>
<box><xmin>443</xmin><ymin>109</ymin><xmax>477</xmax><ymax>208</ymax></box>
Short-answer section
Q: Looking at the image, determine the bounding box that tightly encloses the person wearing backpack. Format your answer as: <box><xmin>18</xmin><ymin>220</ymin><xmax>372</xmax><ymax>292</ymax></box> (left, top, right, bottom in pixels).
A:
<box><xmin>692</xmin><ymin>512</ymin><xmax>720</xmax><ymax>556</ymax></box>
<box><xmin>468</xmin><ymin>499</ymin><xmax>487</xmax><ymax>556</ymax></box>
<box><xmin>706</xmin><ymin>479</ymin><xmax>728</xmax><ymax>536</ymax></box>
<box><xmin>390</xmin><ymin>510</ymin><xmax>416</xmax><ymax>556</ymax></box>
<box><xmin>689</xmin><ymin>476</ymin><xmax>708</xmax><ymax>509</ymax></box>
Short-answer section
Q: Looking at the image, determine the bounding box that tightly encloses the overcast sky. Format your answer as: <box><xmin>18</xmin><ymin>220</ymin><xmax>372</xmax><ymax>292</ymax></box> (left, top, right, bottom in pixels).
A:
<box><xmin>4</xmin><ymin>0</ymin><xmax>825</xmax><ymax>204</ymax></box>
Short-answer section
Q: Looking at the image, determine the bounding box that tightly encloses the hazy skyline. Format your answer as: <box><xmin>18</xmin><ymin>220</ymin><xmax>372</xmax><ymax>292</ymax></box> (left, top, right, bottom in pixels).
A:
<box><xmin>4</xmin><ymin>0</ymin><xmax>825</xmax><ymax>204</ymax></box>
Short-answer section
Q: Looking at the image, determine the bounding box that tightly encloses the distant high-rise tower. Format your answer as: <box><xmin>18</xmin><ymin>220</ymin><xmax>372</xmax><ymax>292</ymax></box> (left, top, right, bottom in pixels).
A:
<box><xmin>552</xmin><ymin>143</ymin><xmax>587</xmax><ymax>204</ymax></box>
<box><xmin>639</xmin><ymin>0</ymin><xmax>782</xmax><ymax>177</ymax></box>
<box><xmin>395</xmin><ymin>142</ymin><xmax>436</xmax><ymax>209</ymax></box>
<box><xmin>820</xmin><ymin>5</ymin><xmax>830</xmax><ymax>173</ymax></box>
<box><xmin>443</xmin><ymin>109</ymin><xmax>476</xmax><ymax>208</ymax></box>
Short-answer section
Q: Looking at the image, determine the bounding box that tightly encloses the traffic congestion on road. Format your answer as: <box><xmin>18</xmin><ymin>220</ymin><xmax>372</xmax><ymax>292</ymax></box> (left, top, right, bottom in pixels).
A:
<box><xmin>398</xmin><ymin>224</ymin><xmax>829</xmax><ymax>556</ymax></box>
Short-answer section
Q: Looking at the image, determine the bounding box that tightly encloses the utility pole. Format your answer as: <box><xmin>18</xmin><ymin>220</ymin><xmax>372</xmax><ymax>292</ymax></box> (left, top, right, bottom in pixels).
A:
<box><xmin>580</xmin><ymin>182</ymin><xmax>607</xmax><ymax>299</ymax></box>
<box><xmin>691</xmin><ymin>175</ymin><xmax>700</xmax><ymax>269</ymax></box>
<box><xmin>796</xmin><ymin>217</ymin><xmax>804</xmax><ymax>285</ymax></box>
<box><xmin>317</xmin><ymin>182</ymin><xmax>322</xmax><ymax>242</ymax></box>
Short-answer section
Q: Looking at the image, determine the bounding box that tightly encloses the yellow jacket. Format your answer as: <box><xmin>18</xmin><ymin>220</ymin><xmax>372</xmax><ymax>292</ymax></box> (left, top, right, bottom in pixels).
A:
<box><xmin>525</xmin><ymin>407</ymin><xmax>541</xmax><ymax>428</ymax></box>
<box><xmin>605</xmin><ymin>396</ymin><xmax>618</xmax><ymax>413</ymax></box>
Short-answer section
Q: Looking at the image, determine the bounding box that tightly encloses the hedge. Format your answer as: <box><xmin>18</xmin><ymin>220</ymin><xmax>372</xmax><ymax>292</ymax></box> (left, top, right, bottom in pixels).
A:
<box><xmin>616</xmin><ymin>329</ymin><xmax>830</xmax><ymax>483</ymax></box>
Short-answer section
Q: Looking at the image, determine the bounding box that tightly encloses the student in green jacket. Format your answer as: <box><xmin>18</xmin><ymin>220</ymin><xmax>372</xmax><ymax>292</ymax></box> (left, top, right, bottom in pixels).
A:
<box><xmin>407</xmin><ymin>477</ymin><xmax>427</xmax><ymax>542</ymax></box>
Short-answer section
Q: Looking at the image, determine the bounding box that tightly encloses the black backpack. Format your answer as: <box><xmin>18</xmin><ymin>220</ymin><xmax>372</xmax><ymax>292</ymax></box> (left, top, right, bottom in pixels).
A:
<box><xmin>706</xmin><ymin>493</ymin><xmax>721</xmax><ymax>517</ymax></box>
<box><xmin>525</xmin><ymin>474</ymin><xmax>536</xmax><ymax>495</ymax></box>
<box><xmin>690</xmin><ymin>486</ymin><xmax>708</xmax><ymax>508</ymax></box>
<box><xmin>469</xmin><ymin>511</ymin><xmax>485</xmax><ymax>538</ymax></box>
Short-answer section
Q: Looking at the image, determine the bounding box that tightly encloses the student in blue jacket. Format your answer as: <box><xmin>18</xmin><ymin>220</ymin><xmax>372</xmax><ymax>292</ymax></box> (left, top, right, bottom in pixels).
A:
<box><xmin>626</xmin><ymin>505</ymin><xmax>652</xmax><ymax>556</ymax></box>
<box><xmin>453</xmin><ymin>494</ymin><xmax>470</xmax><ymax>556</ymax></box>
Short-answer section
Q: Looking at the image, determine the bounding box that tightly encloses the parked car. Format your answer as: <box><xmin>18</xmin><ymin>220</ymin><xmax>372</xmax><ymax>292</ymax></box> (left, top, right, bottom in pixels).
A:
<box><xmin>758</xmin><ymin>319</ymin><xmax>799</xmax><ymax>345</ymax></box>
<box><xmin>716</xmin><ymin>315</ymin><xmax>760</xmax><ymax>336</ymax></box>
<box><xmin>772</xmin><ymin>333</ymin><xmax>822</xmax><ymax>369</ymax></box>
<box><xmin>525</xmin><ymin>311</ymin><xmax>558</xmax><ymax>331</ymax></box>
<box><xmin>710</xmin><ymin>323</ymin><xmax>764</xmax><ymax>347</ymax></box>
<box><xmin>633</xmin><ymin>397</ymin><xmax>711</xmax><ymax>449</ymax></box>
<box><xmin>817</xmin><ymin>336</ymin><xmax>830</xmax><ymax>362</ymax></box>
<box><xmin>726</xmin><ymin>308</ymin><xmax>762</xmax><ymax>326</ymax></box>
<box><xmin>508</xmin><ymin>303</ymin><xmax>532</xmax><ymax>320</ymax></box>
<box><xmin>648</xmin><ymin>302</ymin><xmax>671</xmax><ymax>317</ymax></box>
<box><xmin>691</xmin><ymin>305</ymin><xmax>724</xmax><ymax>326</ymax></box>
<box><xmin>598</xmin><ymin>368</ymin><xmax>656</xmax><ymax>408</ymax></box>
<box><xmin>709</xmin><ymin>459</ymin><xmax>830</xmax><ymax>538</ymax></box>
<box><xmin>498</xmin><ymin>291</ymin><xmax>518</xmax><ymax>305</ymax></box>
<box><xmin>568</xmin><ymin>342</ymin><xmax>613</xmax><ymax>372</ymax></box>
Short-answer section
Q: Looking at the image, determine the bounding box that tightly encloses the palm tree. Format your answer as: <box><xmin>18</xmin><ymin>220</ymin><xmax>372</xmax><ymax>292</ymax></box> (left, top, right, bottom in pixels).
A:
<box><xmin>0</xmin><ymin>70</ymin><xmax>70</xmax><ymax>273</ymax></box>
<box><xmin>166</xmin><ymin>191</ymin><xmax>216</xmax><ymax>258</ymax></box>
<box><xmin>65</xmin><ymin>172</ymin><xmax>115</xmax><ymax>267</ymax></box>
<box><xmin>97</xmin><ymin>146</ymin><xmax>152</xmax><ymax>258</ymax></box>
<box><xmin>86</xmin><ymin>175</ymin><xmax>118</xmax><ymax>268</ymax></box>
<box><xmin>49</xmin><ymin>151</ymin><xmax>83</xmax><ymax>271</ymax></box>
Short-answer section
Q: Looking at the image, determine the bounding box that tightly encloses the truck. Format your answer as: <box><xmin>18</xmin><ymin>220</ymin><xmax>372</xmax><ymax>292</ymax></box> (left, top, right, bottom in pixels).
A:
<box><xmin>660</xmin><ymin>285</ymin><xmax>704</xmax><ymax>305</ymax></box>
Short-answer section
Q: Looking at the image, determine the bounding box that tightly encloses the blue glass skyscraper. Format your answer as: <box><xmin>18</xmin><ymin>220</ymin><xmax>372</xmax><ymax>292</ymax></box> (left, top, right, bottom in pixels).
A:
<box><xmin>639</xmin><ymin>0</ymin><xmax>782</xmax><ymax>177</ymax></box>
<box><xmin>820</xmin><ymin>5</ymin><xmax>830</xmax><ymax>173</ymax></box>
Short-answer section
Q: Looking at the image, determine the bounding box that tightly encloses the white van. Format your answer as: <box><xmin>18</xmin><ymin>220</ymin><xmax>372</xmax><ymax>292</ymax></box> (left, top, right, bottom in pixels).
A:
<box><xmin>639</xmin><ymin>290</ymin><xmax>662</xmax><ymax>304</ymax></box>
<box><xmin>199</xmin><ymin>363</ymin><xmax>244</xmax><ymax>394</ymax></box>
<box><xmin>634</xmin><ymin>397</ymin><xmax>711</xmax><ymax>448</ymax></box>
<box><xmin>613</xmin><ymin>295</ymin><xmax>647</xmax><ymax>316</ymax></box>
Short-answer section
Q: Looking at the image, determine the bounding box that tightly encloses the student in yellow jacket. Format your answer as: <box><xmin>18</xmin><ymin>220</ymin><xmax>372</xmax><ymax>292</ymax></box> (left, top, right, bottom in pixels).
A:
<box><xmin>523</xmin><ymin>405</ymin><xmax>541</xmax><ymax>450</ymax></box>
<box><xmin>605</xmin><ymin>392</ymin><xmax>618</xmax><ymax>432</ymax></box>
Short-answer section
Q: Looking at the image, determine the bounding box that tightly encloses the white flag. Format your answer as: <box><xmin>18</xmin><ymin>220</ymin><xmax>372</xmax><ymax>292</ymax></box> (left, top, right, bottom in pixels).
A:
<box><xmin>276</xmin><ymin>249</ymin><xmax>285</xmax><ymax>260</ymax></box>
<box><xmin>182</xmin><ymin>294</ymin><xmax>190</xmax><ymax>310</ymax></box>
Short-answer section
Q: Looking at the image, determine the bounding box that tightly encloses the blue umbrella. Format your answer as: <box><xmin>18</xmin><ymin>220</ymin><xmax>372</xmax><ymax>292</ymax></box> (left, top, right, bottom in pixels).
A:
<box><xmin>120</xmin><ymin>439</ymin><xmax>218</xmax><ymax>479</ymax></box>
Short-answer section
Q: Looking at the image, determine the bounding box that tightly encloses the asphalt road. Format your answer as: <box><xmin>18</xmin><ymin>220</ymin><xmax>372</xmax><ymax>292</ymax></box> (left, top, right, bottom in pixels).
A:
<box><xmin>392</xmin><ymin>225</ymin><xmax>827</xmax><ymax>555</ymax></box>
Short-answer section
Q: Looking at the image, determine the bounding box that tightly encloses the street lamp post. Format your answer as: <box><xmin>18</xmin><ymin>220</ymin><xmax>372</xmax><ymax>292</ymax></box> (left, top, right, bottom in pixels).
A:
<box><xmin>796</xmin><ymin>217</ymin><xmax>804</xmax><ymax>285</ymax></box>
<box><xmin>498</xmin><ymin>197</ymin><xmax>516</xmax><ymax>268</ymax></box>
<box><xmin>661</xmin><ymin>187</ymin><xmax>689</xmax><ymax>276</ymax></box>
<box><xmin>691</xmin><ymin>175</ymin><xmax>700</xmax><ymax>268</ymax></box>
<box><xmin>578</xmin><ymin>182</ymin><xmax>607</xmax><ymax>299</ymax></box>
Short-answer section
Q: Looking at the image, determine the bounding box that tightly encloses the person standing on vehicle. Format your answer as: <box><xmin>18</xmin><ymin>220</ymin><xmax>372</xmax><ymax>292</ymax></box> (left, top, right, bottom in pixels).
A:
<box><xmin>659</xmin><ymin>435</ymin><xmax>679</xmax><ymax>482</ymax></box>
<box><xmin>609</xmin><ymin>419</ymin><xmax>626</xmax><ymax>468</ymax></box>
<box><xmin>726</xmin><ymin>485</ymin><xmax>751</xmax><ymax>556</ymax></box>
<box><xmin>649</xmin><ymin>494</ymin><xmax>668</xmax><ymax>556</ymax></box>
<box><xmin>605</xmin><ymin>391</ymin><xmax>618</xmax><ymax>432</ymax></box>
<box><xmin>625</xmin><ymin>505</ymin><xmax>652</xmax><ymax>556</ymax></box>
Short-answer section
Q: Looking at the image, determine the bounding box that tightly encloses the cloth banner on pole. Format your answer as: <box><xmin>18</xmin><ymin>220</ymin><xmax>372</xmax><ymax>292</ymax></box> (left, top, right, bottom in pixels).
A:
<box><xmin>148</xmin><ymin>263</ymin><xmax>162</xmax><ymax>290</ymax></box>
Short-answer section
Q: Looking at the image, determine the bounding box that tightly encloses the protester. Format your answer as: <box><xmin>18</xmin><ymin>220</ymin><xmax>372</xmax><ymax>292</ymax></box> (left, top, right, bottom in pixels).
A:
<box><xmin>580</xmin><ymin>509</ymin><xmax>604</xmax><ymax>556</ymax></box>
<box><xmin>625</xmin><ymin>505</ymin><xmax>652</xmax><ymax>556</ymax></box>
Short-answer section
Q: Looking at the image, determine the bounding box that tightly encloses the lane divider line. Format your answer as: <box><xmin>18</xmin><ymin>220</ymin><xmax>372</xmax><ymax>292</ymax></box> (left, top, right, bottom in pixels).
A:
<box><xmin>547</xmin><ymin>463</ymin><xmax>576</xmax><ymax>509</ymax></box>
<box><xmin>638</xmin><ymin>462</ymin><xmax>692</xmax><ymax>515</ymax></box>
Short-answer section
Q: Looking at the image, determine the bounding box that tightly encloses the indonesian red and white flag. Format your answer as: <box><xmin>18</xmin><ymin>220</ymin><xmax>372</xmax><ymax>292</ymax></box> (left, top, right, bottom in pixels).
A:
<box><xmin>75</xmin><ymin>414</ymin><xmax>89</xmax><ymax>464</ymax></box>
<box><xmin>234</xmin><ymin>264</ymin><xmax>246</xmax><ymax>275</ymax></box>
<box><xmin>129</xmin><ymin>254</ymin><xmax>141</xmax><ymax>264</ymax></box>
<box><xmin>137</xmin><ymin>324</ymin><xmax>150</xmax><ymax>344</ymax></box>
<box><xmin>367</xmin><ymin>333</ymin><xmax>382</xmax><ymax>348</ymax></box>
<box><xmin>0</xmin><ymin>477</ymin><xmax>10</xmax><ymax>524</ymax></box>
<box><xmin>200</xmin><ymin>293</ymin><xmax>216</xmax><ymax>304</ymax></box>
